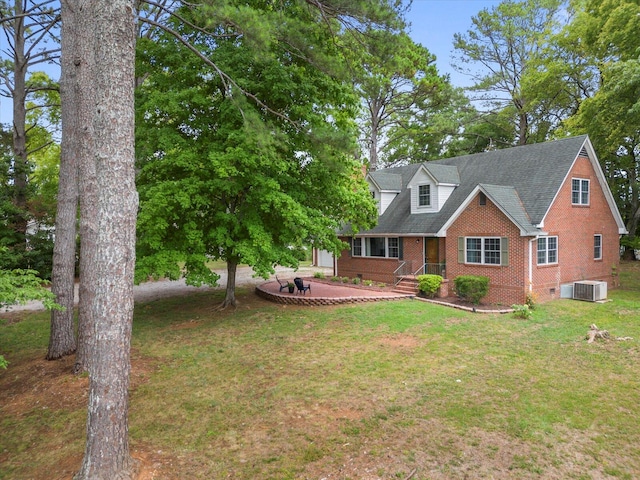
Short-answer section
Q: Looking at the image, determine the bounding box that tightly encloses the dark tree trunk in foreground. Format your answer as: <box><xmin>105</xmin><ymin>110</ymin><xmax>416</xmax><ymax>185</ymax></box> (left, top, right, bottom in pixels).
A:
<box><xmin>47</xmin><ymin>0</ymin><xmax>79</xmax><ymax>361</ymax></box>
<box><xmin>220</xmin><ymin>260</ymin><xmax>238</xmax><ymax>309</ymax></box>
<box><xmin>74</xmin><ymin>0</ymin><xmax>139</xmax><ymax>478</ymax></box>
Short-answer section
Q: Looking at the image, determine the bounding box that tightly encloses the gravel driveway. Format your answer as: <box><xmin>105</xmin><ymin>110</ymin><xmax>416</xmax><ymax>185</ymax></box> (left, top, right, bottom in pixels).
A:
<box><xmin>5</xmin><ymin>265</ymin><xmax>332</xmax><ymax>312</ymax></box>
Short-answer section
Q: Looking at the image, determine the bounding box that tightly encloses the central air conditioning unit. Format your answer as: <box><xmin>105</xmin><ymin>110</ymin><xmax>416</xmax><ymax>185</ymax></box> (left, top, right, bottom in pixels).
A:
<box><xmin>573</xmin><ymin>281</ymin><xmax>607</xmax><ymax>302</ymax></box>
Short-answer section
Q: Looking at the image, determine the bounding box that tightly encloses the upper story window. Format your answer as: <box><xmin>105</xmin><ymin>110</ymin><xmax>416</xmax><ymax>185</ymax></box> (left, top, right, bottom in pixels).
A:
<box><xmin>418</xmin><ymin>184</ymin><xmax>431</xmax><ymax>207</ymax></box>
<box><xmin>537</xmin><ymin>236</ymin><xmax>558</xmax><ymax>265</ymax></box>
<box><xmin>594</xmin><ymin>234</ymin><xmax>602</xmax><ymax>260</ymax></box>
<box><xmin>572</xmin><ymin>178</ymin><xmax>590</xmax><ymax>205</ymax></box>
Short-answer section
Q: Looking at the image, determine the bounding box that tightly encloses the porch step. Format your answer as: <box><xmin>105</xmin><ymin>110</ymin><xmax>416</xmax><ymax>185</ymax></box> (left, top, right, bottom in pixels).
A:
<box><xmin>393</xmin><ymin>277</ymin><xmax>419</xmax><ymax>295</ymax></box>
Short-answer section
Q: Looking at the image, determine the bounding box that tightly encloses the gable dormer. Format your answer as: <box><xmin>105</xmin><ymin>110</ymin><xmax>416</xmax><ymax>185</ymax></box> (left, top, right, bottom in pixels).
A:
<box><xmin>367</xmin><ymin>171</ymin><xmax>402</xmax><ymax>215</ymax></box>
<box><xmin>408</xmin><ymin>164</ymin><xmax>459</xmax><ymax>214</ymax></box>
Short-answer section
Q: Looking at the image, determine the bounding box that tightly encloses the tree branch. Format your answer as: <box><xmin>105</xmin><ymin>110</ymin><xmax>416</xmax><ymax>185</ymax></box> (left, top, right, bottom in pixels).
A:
<box><xmin>139</xmin><ymin>16</ymin><xmax>301</xmax><ymax>131</ymax></box>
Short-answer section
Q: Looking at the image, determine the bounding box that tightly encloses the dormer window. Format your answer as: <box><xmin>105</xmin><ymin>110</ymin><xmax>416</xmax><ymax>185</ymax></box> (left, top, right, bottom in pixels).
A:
<box><xmin>418</xmin><ymin>184</ymin><xmax>431</xmax><ymax>207</ymax></box>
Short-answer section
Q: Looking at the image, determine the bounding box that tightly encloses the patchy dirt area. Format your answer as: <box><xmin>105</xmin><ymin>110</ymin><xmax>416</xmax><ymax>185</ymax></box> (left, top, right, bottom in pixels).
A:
<box><xmin>5</xmin><ymin>265</ymin><xmax>331</xmax><ymax>312</ymax></box>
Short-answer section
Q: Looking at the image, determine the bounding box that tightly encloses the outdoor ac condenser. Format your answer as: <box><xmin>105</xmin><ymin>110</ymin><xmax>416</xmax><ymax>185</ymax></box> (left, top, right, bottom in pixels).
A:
<box><xmin>572</xmin><ymin>281</ymin><xmax>607</xmax><ymax>302</ymax></box>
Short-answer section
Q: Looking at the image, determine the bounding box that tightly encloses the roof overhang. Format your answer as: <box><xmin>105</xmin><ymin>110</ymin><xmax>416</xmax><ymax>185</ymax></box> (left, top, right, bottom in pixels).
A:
<box><xmin>438</xmin><ymin>184</ymin><xmax>542</xmax><ymax>237</ymax></box>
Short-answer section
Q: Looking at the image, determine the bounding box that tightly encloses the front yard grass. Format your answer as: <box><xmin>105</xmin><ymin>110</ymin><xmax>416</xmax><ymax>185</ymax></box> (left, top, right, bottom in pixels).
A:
<box><xmin>1</xmin><ymin>263</ymin><xmax>639</xmax><ymax>479</ymax></box>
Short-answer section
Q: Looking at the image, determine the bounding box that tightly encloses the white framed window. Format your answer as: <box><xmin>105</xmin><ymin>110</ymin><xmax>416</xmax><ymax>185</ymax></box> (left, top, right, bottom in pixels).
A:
<box><xmin>354</xmin><ymin>237</ymin><xmax>400</xmax><ymax>258</ymax></box>
<box><xmin>365</xmin><ymin>237</ymin><xmax>386</xmax><ymax>257</ymax></box>
<box><xmin>418</xmin><ymin>184</ymin><xmax>431</xmax><ymax>207</ymax></box>
<box><xmin>594</xmin><ymin>234</ymin><xmax>602</xmax><ymax>260</ymax></box>
<box><xmin>572</xmin><ymin>178</ymin><xmax>590</xmax><ymax>205</ymax></box>
<box><xmin>466</xmin><ymin>237</ymin><xmax>501</xmax><ymax>265</ymax></box>
<box><xmin>352</xmin><ymin>237</ymin><xmax>362</xmax><ymax>256</ymax></box>
<box><xmin>537</xmin><ymin>236</ymin><xmax>558</xmax><ymax>265</ymax></box>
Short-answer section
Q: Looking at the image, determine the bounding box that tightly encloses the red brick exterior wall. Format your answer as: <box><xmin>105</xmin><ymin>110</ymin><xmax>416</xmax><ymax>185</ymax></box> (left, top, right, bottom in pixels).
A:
<box><xmin>446</xmin><ymin>195</ymin><xmax>528</xmax><ymax>306</ymax></box>
<box><xmin>530</xmin><ymin>156</ymin><xmax>620</xmax><ymax>302</ymax></box>
<box><xmin>336</xmin><ymin>235</ymin><xmax>447</xmax><ymax>286</ymax></box>
<box><xmin>336</xmin><ymin>236</ymin><xmax>425</xmax><ymax>285</ymax></box>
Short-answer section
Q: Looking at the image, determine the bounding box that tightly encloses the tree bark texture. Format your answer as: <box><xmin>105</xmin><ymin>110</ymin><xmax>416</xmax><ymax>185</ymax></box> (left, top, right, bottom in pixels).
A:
<box><xmin>48</xmin><ymin>0</ymin><xmax>79</xmax><ymax>361</ymax></box>
<box><xmin>221</xmin><ymin>260</ymin><xmax>238</xmax><ymax>308</ymax></box>
<box><xmin>11</xmin><ymin>0</ymin><xmax>29</xmax><ymax>240</ymax></box>
<box><xmin>73</xmin><ymin>0</ymin><xmax>99</xmax><ymax>374</ymax></box>
<box><xmin>73</xmin><ymin>0</ymin><xmax>139</xmax><ymax>478</ymax></box>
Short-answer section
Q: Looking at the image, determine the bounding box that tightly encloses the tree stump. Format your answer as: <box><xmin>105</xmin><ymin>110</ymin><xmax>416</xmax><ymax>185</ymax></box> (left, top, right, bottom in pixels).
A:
<box><xmin>586</xmin><ymin>324</ymin><xmax>609</xmax><ymax>343</ymax></box>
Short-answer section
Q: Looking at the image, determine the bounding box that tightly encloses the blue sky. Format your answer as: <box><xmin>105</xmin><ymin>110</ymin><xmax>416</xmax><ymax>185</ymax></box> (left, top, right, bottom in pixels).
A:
<box><xmin>0</xmin><ymin>1</ymin><xmax>500</xmax><ymax>124</ymax></box>
<box><xmin>406</xmin><ymin>0</ymin><xmax>502</xmax><ymax>86</ymax></box>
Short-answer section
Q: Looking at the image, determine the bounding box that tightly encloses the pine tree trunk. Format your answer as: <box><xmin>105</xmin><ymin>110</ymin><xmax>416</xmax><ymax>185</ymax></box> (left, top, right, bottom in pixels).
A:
<box><xmin>10</xmin><ymin>0</ymin><xmax>29</xmax><ymax>246</ymax></box>
<box><xmin>47</xmin><ymin>0</ymin><xmax>79</xmax><ymax>361</ymax></box>
<box><xmin>72</xmin><ymin>0</ymin><xmax>99</xmax><ymax>374</ymax></box>
<box><xmin>74</xmin><ymin>0</ymin><xmax>138</xmax><ymax>478</ymax></box>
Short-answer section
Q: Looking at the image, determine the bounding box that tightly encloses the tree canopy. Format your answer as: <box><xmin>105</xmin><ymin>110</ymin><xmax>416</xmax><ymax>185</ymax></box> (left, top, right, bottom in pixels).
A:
<box><xmin>135</xmin><ymin>1</ymin><xmax>387</xmax><ymax>308</ymax></box>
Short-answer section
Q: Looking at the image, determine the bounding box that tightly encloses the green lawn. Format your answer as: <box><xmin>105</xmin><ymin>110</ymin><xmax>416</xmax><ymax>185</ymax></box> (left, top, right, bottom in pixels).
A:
<box><xmin>1</xmin><ymin>263</ymin><xmax>639</xmax><ymax>479</ymax></box>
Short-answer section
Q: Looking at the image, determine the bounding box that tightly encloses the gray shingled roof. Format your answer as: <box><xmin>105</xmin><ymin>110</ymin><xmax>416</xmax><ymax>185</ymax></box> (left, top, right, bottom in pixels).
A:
<box><xmin>369</xmin><ymin>170</ymin><xmax>408</xmax><ymax>191</ymax></box>
<box><xmin>361</xmin><ymin>135</ymin><xmax>589</xmax><ymax>236</ymax></box>
<box><xmin>479</xmin><ymin>184</ymin><xmax>538</xmax><ymax>235</ymax></box>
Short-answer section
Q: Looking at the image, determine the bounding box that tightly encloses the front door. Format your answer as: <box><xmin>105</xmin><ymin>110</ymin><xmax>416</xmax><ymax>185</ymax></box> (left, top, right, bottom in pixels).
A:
<box><xmin>425</xmin><ymin>238</ymin><xmax>439</xmax><ymax>264</ymax></box>
<box><xmin>424</xmin><ymin>238</ymin><xmax>439</xmax><ymax>274</ymax></box>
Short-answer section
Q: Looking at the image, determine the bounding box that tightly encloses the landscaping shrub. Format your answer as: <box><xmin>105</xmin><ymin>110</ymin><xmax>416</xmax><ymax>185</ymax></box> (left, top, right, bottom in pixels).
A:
<box><xmin>341</xmin><ymin>276</ymin><xmax>350</xmax><ymax>283</ymax></box>
<box><xmin>454</xmin><ymin>275</ymin><xmax>489</xmax><ymax>304</ymax></box>
<box><xmin>416</xmin><ymin>274</ymin><xmax>443</xmax><ymax>298</ymax></box>
<box><xmin>352</xmin><ymin>277</ymin><xmax>361</xmax><ymax>285</ymax></box>
<box><xmin>363</xmin><ymin>279</ymin><xmax>374</xmax><ymax>287</ymax></box>
<box><xmin>330</xmin><ymin>276</ymin><xmax>340</xmax><ymax>282</ymax></box>
<box><xmin>512</xmin><ymin>304</ymin><xmax>533</xmax><ymax>319</ymax></box>
<box><xmin>313</xmin><ymin>271</ymin><xmax>325</xmax><ymax>279</ymax></box>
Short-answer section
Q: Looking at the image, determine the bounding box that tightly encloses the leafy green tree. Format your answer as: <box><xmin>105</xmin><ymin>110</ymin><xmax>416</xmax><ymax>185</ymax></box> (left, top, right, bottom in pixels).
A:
<box><xmin>562</xmin><ymin>0</ymin><xmax>640</xmax><ymax>256</ymax></box>
<box><xmin>452</xmin><ymin>0</ymin><xmax>569</xmax><ymax>145</ymax></box>
<box><xmin>59</xmin><ymin>1</ymin><xmax>402</xmax><ymax>477</ymax></box>
<box><xmin>135</xmin><ymin>5</ymin><xmax>378</xmax><ymax>308</ymax></box>
<box><xmin>1</xmin><ymin>247</ymin><xmax>60</xmax><ymax>369</ymax></box>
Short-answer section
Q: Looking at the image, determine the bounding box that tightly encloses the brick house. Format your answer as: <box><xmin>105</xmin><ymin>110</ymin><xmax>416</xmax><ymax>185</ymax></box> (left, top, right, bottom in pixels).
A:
<box><xmin>337</xmin><ymin>135</ymin><xmax>627</xmax><ymax>305</ymax></box>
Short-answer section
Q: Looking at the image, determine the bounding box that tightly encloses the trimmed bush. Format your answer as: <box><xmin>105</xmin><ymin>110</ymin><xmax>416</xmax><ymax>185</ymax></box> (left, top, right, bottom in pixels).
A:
<box><xmin>313</xmin><ymin>271</ymin><xmax>325</xmax><ymax>279</ymax></box>
<box><xmin>352</xmin><ymin>277</ymin><xmax>361</xmax><ymax>285</ymax></box>
<box><xmin>454</xmin><ymin>275</ymin><xmax>489</xmax><ymax>304</ymax></box>
<box><xmin>416</xmin><ymin>274</ymin><xmax>443</xmax><ymax>298</ymax></box>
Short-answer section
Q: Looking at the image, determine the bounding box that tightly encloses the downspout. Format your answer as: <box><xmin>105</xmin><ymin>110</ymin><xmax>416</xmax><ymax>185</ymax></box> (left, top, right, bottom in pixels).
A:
<box><xmin>528</xmin><ymin>238</ymin><xmax>535</xmax><ymax>293</ymax></box>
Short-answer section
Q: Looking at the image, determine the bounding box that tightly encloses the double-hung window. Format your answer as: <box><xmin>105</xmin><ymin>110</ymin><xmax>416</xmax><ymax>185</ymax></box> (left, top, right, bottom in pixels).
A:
<box><xmin>352</xmin><ymin>237</ymin><xmax>362</xmax><ymax>256</ymax></box>
<box><xmin>594</xmin><ymin>234</ymin><xmax>602</xmax><ymax>260</ymax></box>
<box><xmin>388</xmin><ymin>238</ymin><xmax>399</xmax><ymax>258</ymax></box>
<box><xmin>537</xmin><ymin>236</ymin><xmax>558</xmax><ymax>265</ymax></box>
<box><xmin>572</xmin><ymin>178</ymin><xmax>590</xmax><ymax>205</ymax></box>
<box><xmin>418</xmin><ymin>184</ymin><xmax>431</xmax><ymax>207</ymax></box>
<box><xmin>466</xmin><ymin>237</ymin><xmax>501</xmax><ymax>265</ymax></box>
